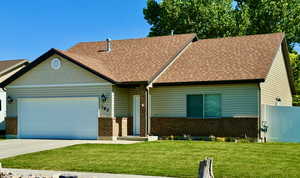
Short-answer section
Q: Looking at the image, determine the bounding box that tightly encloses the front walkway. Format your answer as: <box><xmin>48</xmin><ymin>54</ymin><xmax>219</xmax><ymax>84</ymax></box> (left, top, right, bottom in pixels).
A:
<box><xmin>0</xmin><ymin>139</ymin><xmax>140</xmax><ymax>159</ymax></box>
<box><xmin>0</xmin><ymin>168</ymin><xmax>168</xmax><ymax>178</ymax></box>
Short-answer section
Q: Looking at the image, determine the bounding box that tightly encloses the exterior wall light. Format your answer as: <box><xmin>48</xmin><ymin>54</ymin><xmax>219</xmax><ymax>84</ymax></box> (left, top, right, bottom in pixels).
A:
<box><xmin>275</xmin><ymin>97</ymin><xmax>282</xmax><ymax>106</ymax></box>
<box><xmin>101</xmin><ymin>94</ymin><xmax>107</xmax><ymax>102</ymax></box>
<box><xmin>7</xmin><ymin>96</ymin><xmax>13</xmax><ymax>104</ymax></box>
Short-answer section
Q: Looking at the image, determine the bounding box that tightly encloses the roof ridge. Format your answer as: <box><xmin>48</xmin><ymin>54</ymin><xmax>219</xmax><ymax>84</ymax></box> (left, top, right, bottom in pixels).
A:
<box><xmin>195</xmin><ymin>32</ymin><xmax>284</xmax><ymax>42</ymax></box>
<box><xmin>68</xmin><ymin>33</ymin><xmax>197</xmax><ymax>49</ymax></box>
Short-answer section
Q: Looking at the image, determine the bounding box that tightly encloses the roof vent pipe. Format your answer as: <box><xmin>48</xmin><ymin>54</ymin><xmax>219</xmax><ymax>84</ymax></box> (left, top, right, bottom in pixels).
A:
<box><xmin>171</xmin><ymin>30</ymin><xmax>174</xmax><ymax>36</ymax></box>
<box><xmin>106</xmin><ymin>38</ymin><xmax>112</xmax><ymax>52</ymax></box>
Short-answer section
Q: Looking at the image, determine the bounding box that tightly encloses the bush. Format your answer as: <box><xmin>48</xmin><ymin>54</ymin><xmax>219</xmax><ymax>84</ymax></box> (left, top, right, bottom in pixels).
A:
<box><xmin>225</xmin><ymin>137</ymin><xmax>236</xmax><ymax>142</ymax></box>
<box><xmin>216</xmin><ymin>137</ymin><xmax>226</xmax><ymax>142</ymax></box>
<box><xmin>208</xmin><ymin>135</ymin><xmax>216</xmax><ymax>141</ymax></box>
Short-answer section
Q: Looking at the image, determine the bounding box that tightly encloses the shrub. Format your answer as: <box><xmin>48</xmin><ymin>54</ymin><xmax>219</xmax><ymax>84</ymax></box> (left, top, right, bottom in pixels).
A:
<box><xmin>216</xmin><ymin>137</ymin><xmax>226</xmax><ymax>142</ymax></box>
<box><xmin>225</xmin><ymin>137</ymin><xmax>236</xmax><ymax>142</ymax></box>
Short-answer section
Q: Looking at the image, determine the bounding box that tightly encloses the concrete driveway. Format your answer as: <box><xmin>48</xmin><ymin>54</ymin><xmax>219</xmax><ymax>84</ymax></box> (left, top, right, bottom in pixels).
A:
<box><xmin>0</xmin><ymin>139</ymin><xmax>139</xmax><ymax>159</ymax></box>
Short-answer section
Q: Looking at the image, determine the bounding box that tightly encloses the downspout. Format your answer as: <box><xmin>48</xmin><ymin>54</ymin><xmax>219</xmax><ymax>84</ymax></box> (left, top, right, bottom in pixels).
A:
<box><xmin>258</xmin><ymin>83</ymin><xmax>262</xmax><ymax>142</ymax></box>
<box><xmin>145</xmin><ymin>84</ymin><xmax>152</xmax><ymax>136</ymax></box>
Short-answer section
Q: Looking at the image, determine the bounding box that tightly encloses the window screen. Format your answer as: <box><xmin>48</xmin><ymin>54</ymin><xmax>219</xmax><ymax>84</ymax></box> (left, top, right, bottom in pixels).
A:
<box><xmin>204</xmin><ymin>94</ymin><xmax>221</xmax><ymax>118</ymax></box>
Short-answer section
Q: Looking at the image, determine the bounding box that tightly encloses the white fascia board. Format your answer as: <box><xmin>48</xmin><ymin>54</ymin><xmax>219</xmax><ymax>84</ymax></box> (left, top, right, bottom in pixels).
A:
<box><xmin>7</xmin><ymin>83</ymin><xmax>113</xmax><ymax>88</ymax></box>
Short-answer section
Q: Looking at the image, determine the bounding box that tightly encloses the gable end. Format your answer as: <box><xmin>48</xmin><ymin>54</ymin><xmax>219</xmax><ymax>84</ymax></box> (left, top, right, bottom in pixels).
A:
<box><xmin>0</xmin><ymin>48</ymin><xmax>116</xmax><ymax>88</ymax></box>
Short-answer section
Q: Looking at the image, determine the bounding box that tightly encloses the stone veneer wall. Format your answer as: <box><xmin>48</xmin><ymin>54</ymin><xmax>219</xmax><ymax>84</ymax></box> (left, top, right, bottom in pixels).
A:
<box><xmin>151</xmin><ymin>117</ymin><xmax>258</xmax><ymax>137</ymax></box>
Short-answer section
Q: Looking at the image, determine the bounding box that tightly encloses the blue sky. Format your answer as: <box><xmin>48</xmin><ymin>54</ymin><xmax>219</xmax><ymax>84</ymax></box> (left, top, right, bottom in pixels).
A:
<box><xmin>295</xmin><ymin>44</ymin><xmax>300</xmax><ymax>53</ymax></box>
<box><xmin>0</xmin><ymin>0</ymin><xmax>150</xmax><ymax>61</ymax></box>
<box><xmin>0</xmin><ymin>1</ymin><xmax>299</xmax><ymax>61</ymax></box>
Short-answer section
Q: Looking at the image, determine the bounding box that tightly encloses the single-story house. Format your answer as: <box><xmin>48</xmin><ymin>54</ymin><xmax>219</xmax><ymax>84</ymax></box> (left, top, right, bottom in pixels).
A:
<box><xmin>1</xmin><ymin>32</ymin><xmax>295</xmax><ymax>140</ymax></box>
<box><xmin>0</xmin><ymin>59</ymin><xmax>29</xmax><ymax>133</ymax></box>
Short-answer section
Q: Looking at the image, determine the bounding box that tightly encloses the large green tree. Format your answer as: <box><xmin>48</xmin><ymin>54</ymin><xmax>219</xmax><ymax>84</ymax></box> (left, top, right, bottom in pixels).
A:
<box><xmin>143</xmin><ymin>0</ymin><xmax>236</xmax><ymax>38</ymax></box>
<box><xmin>235</xmin><ymin>0</ymin><xmax>300</xmax><ymax>50</ymax></box>
<box><xmin>143</xmin><ymin>0</ymin><xmax>300</xmax><ymax>50</ymax></box>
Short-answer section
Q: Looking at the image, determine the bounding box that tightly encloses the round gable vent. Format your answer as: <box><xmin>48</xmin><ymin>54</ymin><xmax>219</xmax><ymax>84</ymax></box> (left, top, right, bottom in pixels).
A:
<box><xmin>51</xmin><ymin>58</ymin><xmax>61</xmax><ymax>70</ymax></box>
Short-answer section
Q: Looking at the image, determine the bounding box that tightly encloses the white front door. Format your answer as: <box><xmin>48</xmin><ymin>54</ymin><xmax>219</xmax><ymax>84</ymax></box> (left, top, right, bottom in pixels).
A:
<box><xmin>18</xmin><ymin>97</ymin><xmax>99</xmax><ymax>140</ymax></box>
<box><xmin>133</xmin><ymin>95</ymin><xmax>140</xmax><ymax>136</ymax></box>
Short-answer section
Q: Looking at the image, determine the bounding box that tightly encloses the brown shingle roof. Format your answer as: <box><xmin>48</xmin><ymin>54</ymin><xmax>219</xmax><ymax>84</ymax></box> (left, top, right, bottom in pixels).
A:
<box><xmin>67</xmin><ymin>33</ymin><xmax>196</xmax><ymax>82</ymax></box>
<box><xmin>155</xmin><ymin>33</ymin><xmax>284</xmax><ymax>84</ymax></box>
<box><xmin>0</xmin><ymin>59</ymin><xmax>28</xmax><ymax>75</ymax></box>
<box><xmin>55</xmin><ymin>49</ymin><xmax>115</xmax><ymax>82</ymax></box>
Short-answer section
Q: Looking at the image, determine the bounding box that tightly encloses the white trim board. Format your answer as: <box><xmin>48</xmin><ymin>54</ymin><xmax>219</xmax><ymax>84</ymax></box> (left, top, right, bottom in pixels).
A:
<box><xmin>7</xmin><ymin>83</ymin><xmax>112</xmax><ymax>88</ymax></box>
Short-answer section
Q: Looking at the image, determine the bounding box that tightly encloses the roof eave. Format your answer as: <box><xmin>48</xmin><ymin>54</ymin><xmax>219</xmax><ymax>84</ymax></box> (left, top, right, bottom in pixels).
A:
<box><xmin>153</xmin><ymin>79</ymin><xmax>264</xmax><ymax>87</ymax></box>
<box><xmin>116</xmin><ymin>81</ymin><xmax>148</xmax><ymax>87</ymax></box>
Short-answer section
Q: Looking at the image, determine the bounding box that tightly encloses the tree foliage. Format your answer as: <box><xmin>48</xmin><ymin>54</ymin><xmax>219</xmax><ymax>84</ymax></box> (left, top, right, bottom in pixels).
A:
<box><xmin>290</xmin><ymin>52</ymin><xmax>300</xmax><ymax>93</ymax></box>
<box><xmin>143</xmin><ymin>0</ymin><xmax>300</xmax><ymax>50</ymax></box>
<box><xmin>235</xmin><ymin>0</ymin><xmax>300</xmax><ymax>50</ymax></box>
<box><xmin>290</xmin><ymin>53</ymin><xmax>300</xmax><ymax>85</ymax></box>
<box><xmin>144</xmin><ymin>0</ymin><xmax>236</xmax><ymax>38</ymax></box>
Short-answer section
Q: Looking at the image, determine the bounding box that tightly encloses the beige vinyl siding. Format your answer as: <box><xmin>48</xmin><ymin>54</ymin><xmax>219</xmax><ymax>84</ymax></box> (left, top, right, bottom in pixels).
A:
<box><xmin>150</xmin><ymin>84</ymin><xmax>259</xmax><ymax>117</ymax></box>
<box><xmin>260</xmin><ymin>46</ymin><xmax>293</xmax><ymax>106</ymax></box>
<box><xmin>113</xmin><ymin>86</ymin><xmax>129</xmax><ymax>117</ymax></box>
<box><xmin>6</xmin><ymin>54</ymin><xmax>114</xmax><ymax>118</ymax></box>
<box><xmin>10</xmin><ymin>54</ymin><xmax>108</xmax><ymax>86</ymax></box>
<box><xmin>7</xmin><ymin>85</ymin><xmax>112</xmax><ymax>118</ymax></box>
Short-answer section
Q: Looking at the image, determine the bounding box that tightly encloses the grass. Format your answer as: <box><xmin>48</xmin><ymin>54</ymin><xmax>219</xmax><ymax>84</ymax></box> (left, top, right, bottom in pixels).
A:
<box><xmin>1</xmin><ymin>141</ymin><xmax>300</xmax><ymax>178</ymax></box>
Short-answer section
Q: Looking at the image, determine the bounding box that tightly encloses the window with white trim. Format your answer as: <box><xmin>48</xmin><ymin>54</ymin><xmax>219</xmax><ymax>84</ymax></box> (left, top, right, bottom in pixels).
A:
<box><xmin>187</xmin><ymin>94</ymin><xmax>221</xmax><ymax>118</ymax></box>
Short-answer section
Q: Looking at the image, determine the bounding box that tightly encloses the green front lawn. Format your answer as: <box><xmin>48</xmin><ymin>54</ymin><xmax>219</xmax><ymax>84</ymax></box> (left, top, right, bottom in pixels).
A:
<box><xmin>1</xmin><ymin>141</ymin><xmax>300</xmax><ymax>178</ymax></box>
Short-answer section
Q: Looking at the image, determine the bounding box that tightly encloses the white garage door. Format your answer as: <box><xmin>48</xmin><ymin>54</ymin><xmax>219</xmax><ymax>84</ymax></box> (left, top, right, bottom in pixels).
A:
<box><xmin>18</xmin><ymin>97</ymin><xmax>99</xmax><ymax>140</ymax></box>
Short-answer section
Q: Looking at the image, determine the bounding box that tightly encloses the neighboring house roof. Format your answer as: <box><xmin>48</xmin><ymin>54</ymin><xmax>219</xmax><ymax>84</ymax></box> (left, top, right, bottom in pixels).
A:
<box><xmin>0</xmin><ymin>32</ymin><xmax>294</xmax><ymax>94</ymax></box>
<box><xmin>0</xmin><ymin>59</ymin><xmax>29</xmax><ymax>83</ymax></box>
<box><xmin>0</xmin><ymin>59</ymin><xmax>28</xmax><ymax>75</ymax></box>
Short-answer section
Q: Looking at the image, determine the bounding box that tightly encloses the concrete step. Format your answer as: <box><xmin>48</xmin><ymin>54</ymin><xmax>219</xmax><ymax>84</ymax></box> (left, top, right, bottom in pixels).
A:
<box><xmin>118</xmin><ymin>136</ymin><xmax>158</xmax><ymax>141</ymax></box>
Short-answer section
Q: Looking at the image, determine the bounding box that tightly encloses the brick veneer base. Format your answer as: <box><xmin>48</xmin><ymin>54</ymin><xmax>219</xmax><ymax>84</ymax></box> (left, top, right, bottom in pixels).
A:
<box><xmin>5</xmin><ymin>117</ymin><xmax>17</xmax><ymax>135</ymax></box>
<box><xmin>127</xmin><ymin>117</ymin><xmax>133</xmax><ymax>136</ymax></box>
<box><xmin>99</xmin><ymin>117</ymin><xmax>118</xmax><ymax>137</ymax></box>
<box><xmin>99</xmin><ymin>117</ymin><xmax>128</xmax><ymax>138</ymax></box>
<box><xmin>151</xmin><ymin>117</ymin><xmax>258</xmax><ymax>137</ymax></box>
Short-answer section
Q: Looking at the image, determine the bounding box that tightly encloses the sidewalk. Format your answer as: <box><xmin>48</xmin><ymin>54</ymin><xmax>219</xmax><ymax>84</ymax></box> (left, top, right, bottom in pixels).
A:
<box><xmin>0</xmin><ymin>168</ymin><xmax>169</xmax><ymax>178</ymax></box>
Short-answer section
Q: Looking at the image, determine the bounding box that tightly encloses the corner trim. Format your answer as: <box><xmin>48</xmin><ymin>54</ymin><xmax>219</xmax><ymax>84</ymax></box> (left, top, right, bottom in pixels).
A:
<box><xmin>281</xmin><ymin>37</ymin><xmax>297</xmax><ymax>95</ymax></box>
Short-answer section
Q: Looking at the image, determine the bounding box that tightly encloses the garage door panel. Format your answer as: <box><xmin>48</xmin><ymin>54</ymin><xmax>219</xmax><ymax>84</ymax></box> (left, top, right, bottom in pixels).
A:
<box><xmin>18</xmin><ymin>97</ymin><xmax>98</xmax><ymax>139</ymax></box>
